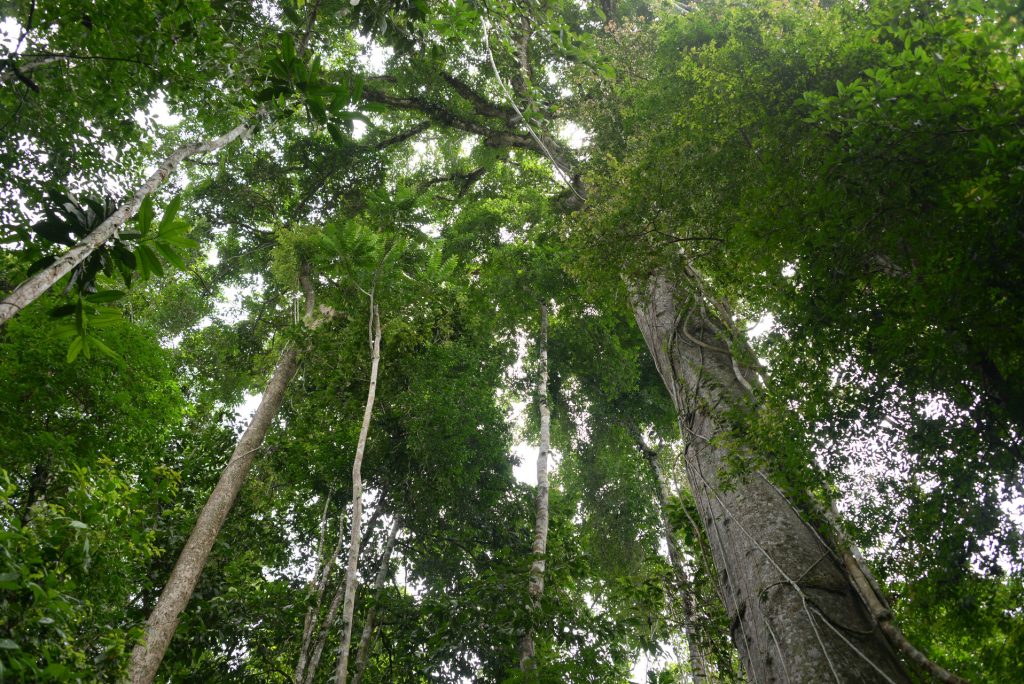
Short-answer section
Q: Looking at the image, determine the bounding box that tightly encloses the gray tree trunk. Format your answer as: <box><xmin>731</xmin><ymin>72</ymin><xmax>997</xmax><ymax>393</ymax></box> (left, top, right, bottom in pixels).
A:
<box><xmin>295</xmin><ymin>498</ymin><xmax>343</xmax><ymax>684</ymax></box>
<box><xmin>519</xmin><ymin>302</ymin><xmax>551</xmax><ymax>671</ymax></box>
<box><xmin>334</xmin><ymin>300</ymin><xmax>382</xmax><ymax>684</ymax></box>
<box><xmin>127</xmin><ymin>342</ymin><xmax>301</xmax><ymax>683</ymax></box>
<box><xmin>127</xmin><ymin>269</ymin><xmax>321</xmax><ymax>684</ymax></box>
<box><xmin>351</xmin><ymin>519</ymin><xmax>401</xmax><ymax>684</ymax></box>
<box><xmin>0</xmin><ymin>118</ymin><xmax>257</xmax><ymax>327</ymax></box>
<box><xmin>631</xmin><ymin>271</ymin><xmax>910</xmax><ymax>684</ymax></box>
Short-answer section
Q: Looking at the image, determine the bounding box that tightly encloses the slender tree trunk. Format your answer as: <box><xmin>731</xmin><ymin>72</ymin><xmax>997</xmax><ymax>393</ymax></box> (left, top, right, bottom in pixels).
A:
<box><xmin>127</xmin><ymin>342</ymin><xmax>301</xmax><ymax>683</ymax></box>
<box><xmin>519</xmin><ymin>302</ymin><xmax>551</xmax><ymax>671</ymax></box>
<box><xmin>631</xmin><ymin>271</ymin><xmax>910</xmax><ymax>684</ymax></box>
<box><xmin>334</xmin><ymin>300</ymin><xmax>382</xmax><ymax>684</ymax></box>
<box><xmin>128</xmin><ymin>268</ymin><xmax>321</xmax><ymax>684</ymax></box>
<box><xmin>0</xmin><ymin>55</ymin><xmax>65</xmax><ymax>85</ymax></box>
<box><xmin>637</xmin><ymin>436</ymin><xmax>709</xmax><ymax>683</ymax></box>
<box><xmin>303</xmin><ymin>505</ymin><xmax>383</xmax><ymax>684</ymax></box>
<box><xmin>351</xmin><ymin>519</ymin><xmax>400</xmax><ymax>684</ymax></box>
<box><xmin>0</xmin><ymin>118</ymin><xmax>257</xmax><ymax>327</ymax></box>
<box><xmin>295</xmin><ymin>497</ymin><xmax>343</xmax><ymax>684</ymax></box>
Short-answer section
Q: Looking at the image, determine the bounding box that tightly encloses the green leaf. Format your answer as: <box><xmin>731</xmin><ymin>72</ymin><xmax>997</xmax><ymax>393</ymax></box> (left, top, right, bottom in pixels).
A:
<box><xmin>88</xmin><ymin>335</ymin><xmax>124</xmax><ymax>364</ymax></box>
<box><xmin>0</xmin><ymin>639</ymin><xmax>18</xmax><ymax>650</ymax></box>
<box><xmin>66</xmin><ymin>336</ymin><xmax>84</xmax><ymax>363</ymax></box>
<box><xmin>153</xmin><ymin>241</ymin><xmax>187</xmax><ymax>269</ymax></box>
<box><xmin>327</xmin><ymin>122</ymin><xmax>347</xmax><ymax>146</ymax></box>
<box><xmin>48</xmin><ymin>303</ymin><xmax>78</xmax><ymax>318</ymax></box>
<box><xmin>26</xmin><ymin>255</ymin><xmax>56</xmax><ymax>276</ymax></box>
<box><xmin>281</xmin><ymin>33</ymin><xmax>296</xmax><ymax>65</ymax></box>
<box><xmin>84</xmin><ymin>290</ymin><xmax>126</xmax><ymax>304</ymax></box>
<box><xmin>32</xmin><ymin>215</ymin><xmax>76</xmax><ymax>246</ymax></box>
<box><xmin>157</xmin><ymin>194</ymin><xmax>184</xmax><ymax>234</ymax></box>
<box><xmin>136</xmin><ymin>244</ymin><xmax>164</xmax><ymax>279</ymax></box>
<box><xmin>138</xmin><ymin>195</ymin><xmax>154</xmax><ymax>237</ymax></box>
<box><xmin>160</xmin><ymin>233</ymin><xmax>200</xmax><ymax>250</ymax></box>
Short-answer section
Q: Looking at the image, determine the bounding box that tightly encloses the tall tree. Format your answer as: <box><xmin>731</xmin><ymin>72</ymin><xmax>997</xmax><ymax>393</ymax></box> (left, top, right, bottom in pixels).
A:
<box><xmin>334</xmin><ymin>296</ymin><xmax>382</xmax><ymax>684</ymax></box>
<box><xmin>519</xmin><ymin>302</ymin><xmax>552</xmax><ymax>671</ymax></box>
<box><xmin>128</xmin><ymin>265</ymin><xmax>324</xmax><ymax>683</ymax></box>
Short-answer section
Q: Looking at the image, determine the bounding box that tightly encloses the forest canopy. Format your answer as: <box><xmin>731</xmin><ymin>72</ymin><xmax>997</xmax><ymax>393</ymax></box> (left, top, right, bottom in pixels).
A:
<box><xmin>0</xmin><ymin>0</ymin><xmax>1021</xmax><ymax>682</ymax></box>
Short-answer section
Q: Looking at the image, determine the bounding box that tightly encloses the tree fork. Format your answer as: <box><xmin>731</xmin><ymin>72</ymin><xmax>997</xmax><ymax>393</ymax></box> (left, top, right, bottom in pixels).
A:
<box><xmin>301</xmin><ymin>504</ymin><xmax>384</xmax><ymax>684</ymax></box>
<box><xmin>351</xmin><ymin>519</ymin><xmax>401</xmax><ymax>684</ymax></box>
<box><xmin>295</xmin><ymin>496</ymin><xmax>343</xmax><ymax>684</ymax></box>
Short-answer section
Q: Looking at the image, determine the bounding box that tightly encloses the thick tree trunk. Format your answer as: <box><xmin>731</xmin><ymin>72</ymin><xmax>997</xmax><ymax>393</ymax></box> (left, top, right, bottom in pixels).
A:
<box><xmin>631</xmin><ymin>271</ymin><xmax>910</xmax><ymax>684</ymax></box>
<box><xmin>0</xmin><ymin>118</ymin><xmax>257</xmax><ymax>327</ymax></box>
<box><xmin>351</xmin><ymin>519</ymin><xmax>400</xmax><ymax>684</ymax></box>
<box><xmin>127</xmin><ymin>342</ymin><xmax>301</xmax><ymax>683</ymax></box>
<box><xmin>638</xmin><ymin>437</ymin><xmax>708</xmax><ymax>683</ymax></box>
<box><xmin>334</xmin><ymin>301</ymin><xmax>382</xmax><ymax>684</ymax></box>
<box><xmin>519</xmin><ymin>302</ymin><xmax>551</xmax><ymax>671</ymax></box>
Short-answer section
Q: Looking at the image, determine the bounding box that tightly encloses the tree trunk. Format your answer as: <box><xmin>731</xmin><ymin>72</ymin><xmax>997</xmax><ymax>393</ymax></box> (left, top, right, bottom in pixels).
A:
<box><xmin>127</xmin><ymin>342</ymin><xmax>301</xmax><ymax>683</ymax></box>
<box><xmin>638</xmin><ymin>436</ymin><xmax>708</xmax><ymax>683</ymax></box>
<box><xmin>334</xmin><ymin>300</ymin><xmax>382</xmax><ymax>684</ymax></box>
<box><xmin>519</xmin><ymin>302</ymin><xmax>551</xmax><ymax>671</ymax></box>
<box><xmin>631</xmin><ymin>271</ymin><xmax>910</xmax><ymax>684</ymax></box>
<box><xmin>295</xmin><ymin>497</ymin><xmax>343</xmax><ymax>684</ymax></box>
<box><xmin>128</xmin><ymin>267</ymin><xmax>321</xmax><ymax>683</ymax></box>
<box><xmin>303</xmin><ymin>504</ymin><xmax>383</xmax><ymax>684</ymax></box>
<box><xmin>0</xmin><ymin>118</ymin><xmax>257</xmax><ymax>327</ymax></box>
<box><xmin>0</xmin><ymin>55</ymin><xmax>65</xmax><ymax>85</ymax></box>
<box><xmin>351</xmin><ymin>519</ymin><xmax>400</xmax><ymax>684</ymax></box>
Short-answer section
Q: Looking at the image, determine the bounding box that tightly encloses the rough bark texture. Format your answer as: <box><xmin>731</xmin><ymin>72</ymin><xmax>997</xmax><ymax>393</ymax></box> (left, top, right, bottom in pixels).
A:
<box><xmin>127</xmin><ymin>343</ymin><xmax>301</xmax><ymax>683</ymax></box>
<box><xmin>334</xmin><ymin>301</ymin><xmax>382</xmax><ymax>684</ymax></box>
<box><xmin>639</xmin><ymin>438</ymin><xmax>708</xmax><ymax>683</ymax></box>
<box><xmin>631</xmin><ymin>272</ymin><xmax>910</xmax><ymax>684</ymax></box>
<box><xmin>519</xmin><ymin>302</ymin><xmax>551</xmax><ymax>671</ymax></box>
<box><xmin>351</xmin><ymin>519</ymin><xmax>400</xmax><ymax>684</ymax></box>
<box><xmin>128</xmin><ymin>266</ymin><xmax>319</xmax><ymax>683</ymax></box>
<box><xmin>0</xmin><ymin>118</ymin><xmax>256</xmax><ymax>327</ymax></box>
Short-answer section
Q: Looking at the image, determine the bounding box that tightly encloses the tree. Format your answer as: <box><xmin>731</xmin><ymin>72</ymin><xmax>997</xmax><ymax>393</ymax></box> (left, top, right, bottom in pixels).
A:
<box><xmin>2</xmin><ymin>0</ymin><xmax>1022</xmax><ymax>681</ymax></box>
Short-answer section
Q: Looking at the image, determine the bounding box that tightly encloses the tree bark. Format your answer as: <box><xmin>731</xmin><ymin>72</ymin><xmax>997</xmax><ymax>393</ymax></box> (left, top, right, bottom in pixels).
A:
<box><xmin>519</xmin><ymin>302</ymin><xmax>551</xmax><ymax>671</ymax></box>
<box><xmin>0</xmin><ymin>117</ymin><xmax>258</xmax><ymax>327</ymax></box>
<box><xmin>351</xmin><ymin>519</ymin><xmax>400</xmax><ymax>684</ymax></box>
<box><xmin>631</xmin><ymin>271</ymin><xmax>910</xmax><ymax>684</ymax></box>
<box><xmin>302</xmin><ymin>504</ymin><xmax>383</xmax><ymax>684</ymax></box>
<box><xmin>295</xmin><ymin>497</ymin><xmax>343</xmax><ymax>684</ymax></box>
<box><xmin>127</xmin><ymin>342</ymin><xmax>301</xmax><ymax>683</ymax></box>
<box><xmin>334</xmin><ymin>300</ymin><xmax>382</xmax><ymax>684</ymax></box>
<box><xmin>127</xmin><ymin>265</ymin><xmax>321</xmax><ymax>683</ymax></box>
